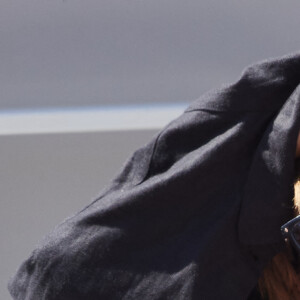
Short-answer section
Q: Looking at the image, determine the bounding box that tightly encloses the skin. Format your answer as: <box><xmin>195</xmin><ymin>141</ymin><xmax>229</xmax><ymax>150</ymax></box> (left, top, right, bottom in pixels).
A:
<box><xmin>297</xmin><ymin>132</ymin><xmax>300</xmax><ymax>158</ymax></box>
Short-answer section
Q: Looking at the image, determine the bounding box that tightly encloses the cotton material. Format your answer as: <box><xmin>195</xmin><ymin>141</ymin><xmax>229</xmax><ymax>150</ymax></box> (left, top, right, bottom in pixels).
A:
<box><xmin>8</xmin><ymin>52</ymin><xmax>300</xmax><ymax>299</ymax></box>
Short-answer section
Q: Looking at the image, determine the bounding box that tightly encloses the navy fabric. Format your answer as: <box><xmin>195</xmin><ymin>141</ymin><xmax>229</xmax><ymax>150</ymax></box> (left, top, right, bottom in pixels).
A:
<box><xmin>247</xmin><ymin>285</ymin><xmax>263</xmax><ymax>300</ymax></box>
<box><xmin>8</xmin><ymin>52</ymin><xmax>300</xmax><ymax>299</ymax></box>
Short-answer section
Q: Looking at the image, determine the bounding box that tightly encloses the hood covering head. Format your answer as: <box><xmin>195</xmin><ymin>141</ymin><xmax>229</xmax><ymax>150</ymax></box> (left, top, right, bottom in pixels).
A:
<box><xmin>8</xmin><ymin>52</ymin><xmax>300</xmax><ymax>300</ymax></box>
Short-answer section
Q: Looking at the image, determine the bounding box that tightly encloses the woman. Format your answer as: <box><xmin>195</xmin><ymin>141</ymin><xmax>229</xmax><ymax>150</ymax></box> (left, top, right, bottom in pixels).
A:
<box><xmin>255</xmin><ymin>137</ymin><xmax>300</xmax><ymax>299</ymax></box>
<box><xmin>8</xmin><ymin>52</ymin><xmax>300</xmax><ymax>300</ymax></box>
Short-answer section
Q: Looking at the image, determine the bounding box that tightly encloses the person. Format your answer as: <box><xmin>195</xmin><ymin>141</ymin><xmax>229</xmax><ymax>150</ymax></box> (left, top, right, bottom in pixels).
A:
<box><xmin>250</xmin><ymin>152</ymin><xmax>300</xmax><ymax>300</ymax></box>
<box><xmin>7</xmin><ymin>52</ymin><xmax>300</xmax><ymax>300</ymax></box>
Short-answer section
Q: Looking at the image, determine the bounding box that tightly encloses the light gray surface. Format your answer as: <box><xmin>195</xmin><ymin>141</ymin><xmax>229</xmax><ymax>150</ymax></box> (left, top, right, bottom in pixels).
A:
<box><xmin>1</xmin><ymin>129</ymin><xmax>158</xmax><ymax>300</ymax></box>
<box><xmin>1</xmin><ymin>0</ymin><xmax>300</xmax><ymax>110</ymax></box>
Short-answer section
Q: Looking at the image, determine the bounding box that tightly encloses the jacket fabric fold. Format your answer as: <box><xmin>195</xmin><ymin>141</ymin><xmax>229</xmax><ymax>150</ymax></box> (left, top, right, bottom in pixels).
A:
<box><xmin>8</xmin><ymin>52</ymin><xmax>300</xmax><ymax>300</ymax></box>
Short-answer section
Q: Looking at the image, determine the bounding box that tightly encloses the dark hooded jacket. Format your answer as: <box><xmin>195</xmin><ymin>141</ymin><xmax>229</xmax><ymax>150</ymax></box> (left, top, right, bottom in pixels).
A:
<box><xmin>8</xmin><ymin>52</ymin><xmax>300</xmax><ymax>300</ymax></box>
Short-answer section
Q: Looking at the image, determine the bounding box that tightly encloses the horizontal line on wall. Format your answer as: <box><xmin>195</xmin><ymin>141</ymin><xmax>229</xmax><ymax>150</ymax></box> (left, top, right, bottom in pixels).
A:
<box><xmin>0</xmin><ymin>104</ymin><xmax>187</xmax><ymax>135</ymax></box>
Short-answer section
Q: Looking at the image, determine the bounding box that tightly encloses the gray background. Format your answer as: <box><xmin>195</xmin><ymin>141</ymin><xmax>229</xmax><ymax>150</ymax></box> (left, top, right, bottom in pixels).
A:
<box><xmin>1</xmin><ymin>0</ymin><xmax>300</xmax><ymax>111</ymax></box>
<box><xmin>2</xmin><ymin>1</ymin><xmax>300</xmax><ymax>299</ymax></box>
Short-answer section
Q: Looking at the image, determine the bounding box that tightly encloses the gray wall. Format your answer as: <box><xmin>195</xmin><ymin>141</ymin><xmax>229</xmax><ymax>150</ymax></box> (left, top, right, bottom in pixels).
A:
<box><xmin>1</xmin><ymin>130</ymin><xmax>157</xmax><ymax>299</ymax></box>
<box><xmin>2</xmin><ymin>0</ymin><xmax>300</xmax><ymax>110</ymax></box>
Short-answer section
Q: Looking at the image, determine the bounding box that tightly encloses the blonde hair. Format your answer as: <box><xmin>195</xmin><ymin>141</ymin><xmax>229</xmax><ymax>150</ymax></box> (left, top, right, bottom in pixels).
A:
<box><xmin>258</xmin><ymin>180</ymin><xmax>300</xmax><ymax>300</ymax></box>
